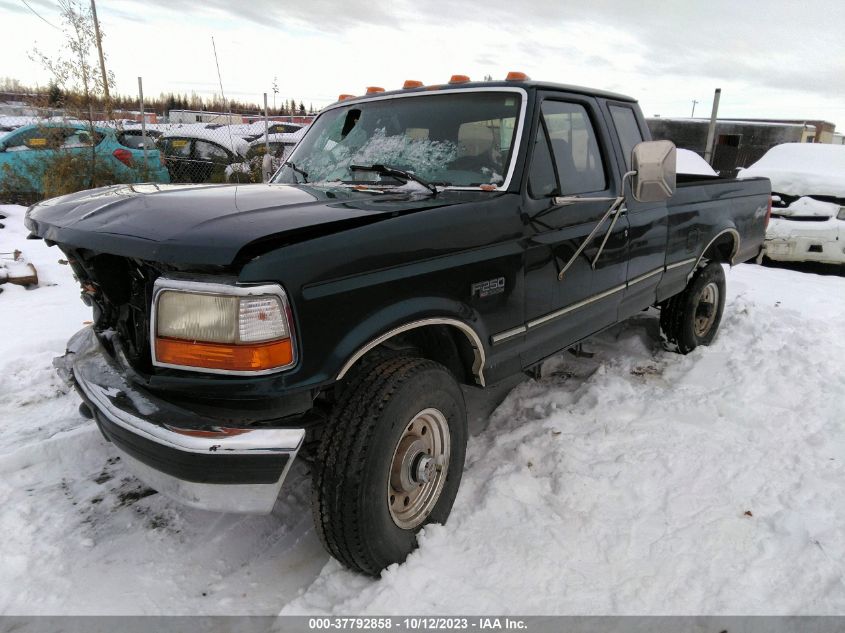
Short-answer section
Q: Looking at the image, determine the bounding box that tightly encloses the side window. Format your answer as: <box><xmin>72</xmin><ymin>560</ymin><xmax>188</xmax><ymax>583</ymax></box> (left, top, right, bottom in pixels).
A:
<box><xmin>61</xmin><ymin>129</ymin><xmax>98</xmax><ymax>149</ymax></box>
<box><xmin>540</xmin><ymin>101</ymin><xmax>607</xmax><ymax>195</ymax></box>
<box><xmin>161</xmin><ymin>137</ymin><xmax>191</xmax><ymax>158</ymax></box>
<box><xmin>609</xmin><ymin>105</ymin><xmax>644</xmax><ymax>170</ymax></box>
<box><xmin>194</xmin><ymin>140</ymin><xmax>230</xmax><ymax>162</ymax></box>
<box><xmin>118</xmin><ymin>132</ymin><xmax>156</xmax><ymax>150</ymax></box>
<box><xmin>4</xmin><ymin>129</ymin><xmax>39</xmax><ymax>151</ymax></box>
<box><xmin>528</xmin><ymin>122</ymin><xmax>557</xmax><ymax>198</ymax></box>
<box><xmin>4</xmin><ymin>127</ymin><xmax>66</xmax><ymax>151</ymax></box>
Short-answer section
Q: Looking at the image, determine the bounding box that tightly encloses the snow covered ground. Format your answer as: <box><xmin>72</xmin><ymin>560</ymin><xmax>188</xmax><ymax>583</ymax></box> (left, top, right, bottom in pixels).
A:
<box><xmin>1</xmin><ymin>202</ymin><xmax>844</xmax><ymax>615</ymax></box>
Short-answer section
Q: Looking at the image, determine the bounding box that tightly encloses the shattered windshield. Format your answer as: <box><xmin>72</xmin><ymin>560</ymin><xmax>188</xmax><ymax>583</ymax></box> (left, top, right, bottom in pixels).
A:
<box><xmin>272</xmin><ymin>91</ymin><xmax>522</xmax><ymax>189</ymax></box>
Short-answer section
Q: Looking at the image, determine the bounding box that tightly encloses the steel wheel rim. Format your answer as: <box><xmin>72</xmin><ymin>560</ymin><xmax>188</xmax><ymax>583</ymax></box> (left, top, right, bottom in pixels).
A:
<box><xmin>693</xmin><ymin>281</ymin><xmax>719</xmax><ymax>337</ymax></box>
<box><xmin>387</xmin><ymin>407</ymin><xmax>450</xmax><ymax>529</ymax></box>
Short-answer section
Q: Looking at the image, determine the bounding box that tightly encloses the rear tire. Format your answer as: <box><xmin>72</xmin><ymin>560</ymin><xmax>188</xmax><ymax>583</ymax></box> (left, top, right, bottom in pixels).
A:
<box><xmin>660</xmin><ymin>261</ymin><xmax>726</xmax><ymax>354</ymax></box>
<box><xmin>311</xmin><ymin>356</ymin><xmax>467</xmax><ymax>576</ymax></box>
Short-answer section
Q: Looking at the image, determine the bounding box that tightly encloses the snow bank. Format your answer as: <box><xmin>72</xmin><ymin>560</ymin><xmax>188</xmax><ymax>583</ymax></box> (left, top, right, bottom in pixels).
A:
<box><xmin>284</xmin><ymin>266</ymin><xmax>845</xmax><ymax>615</ymax></box>
<box><xmin>738</xmin><ymin>143</ymin><xmax>845</xmax><ymax>197</ymax></box>
<box><xmin>676</xmin><ymin>149</ymin><xmax>717</xmax><ymax>176</ymax></box>
<box><xmin>2</xmin><ymin>202</ymin><xmax>845</xmax><ymax>615</ymax></box>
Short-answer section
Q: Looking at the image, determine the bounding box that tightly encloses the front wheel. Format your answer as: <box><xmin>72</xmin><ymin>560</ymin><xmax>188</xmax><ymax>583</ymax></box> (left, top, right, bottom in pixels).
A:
<box><xmin>660</xmin><ymin>261</ymin><xmax>726</xmax><ymax>354</ymax></box>
<box><xmin>311</xmin><ymin>356</ymin><xmax>467</xmax><ymax>576</ymax></box>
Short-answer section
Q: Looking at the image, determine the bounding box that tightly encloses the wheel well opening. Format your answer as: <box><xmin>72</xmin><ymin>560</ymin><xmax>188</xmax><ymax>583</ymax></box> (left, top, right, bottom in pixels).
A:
<box><xmin>702</xmin><ymin>232</ymin><xmax>737</xmax><ymax>265</ymax></box>
<box><xmin>359</xmin><ymin>324</ymin><xmax>478</xmax><ymax>386</ymax></box>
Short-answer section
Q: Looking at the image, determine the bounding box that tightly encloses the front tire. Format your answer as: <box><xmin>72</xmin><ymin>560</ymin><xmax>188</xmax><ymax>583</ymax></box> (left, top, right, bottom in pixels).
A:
<box><xmin>312</xmin><ymin>356</ymin><xmax>467</xmax><ymax>576</ymax></box>
<box><xmin>660</xmin><ymin>261</ymin><xmax>726</xmax><ymax>354</ymax></box>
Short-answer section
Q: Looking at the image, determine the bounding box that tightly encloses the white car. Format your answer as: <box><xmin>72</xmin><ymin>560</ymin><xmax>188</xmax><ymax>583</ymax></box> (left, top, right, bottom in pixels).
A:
<box><xmin>738</xmin><ymin>143</ymin><xmax>845</xmax><ymax>266</ymax></box>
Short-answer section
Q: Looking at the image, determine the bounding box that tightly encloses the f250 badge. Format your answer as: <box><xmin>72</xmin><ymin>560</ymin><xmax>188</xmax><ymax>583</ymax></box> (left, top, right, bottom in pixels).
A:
<box><xmin>471</xmin><ymin>277</ymin><xmax>506</xmax><ymax>299</ymax></box>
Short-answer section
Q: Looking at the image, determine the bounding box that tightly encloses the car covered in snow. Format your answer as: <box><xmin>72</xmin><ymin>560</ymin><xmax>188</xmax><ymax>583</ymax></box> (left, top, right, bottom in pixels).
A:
<box><xmin>738</xmin><ymin>143</ymin><xmax>845</xmax><ymax>266</ymax></box>
<box><xmin>26</xmin><ymin>75</ymin><xmax>771</xmax><ymax>576</ymax></box>
<box><xmin>223</xmin><ymin>120</ymin><xmax>304</xmax><ymax>142</ymax></box>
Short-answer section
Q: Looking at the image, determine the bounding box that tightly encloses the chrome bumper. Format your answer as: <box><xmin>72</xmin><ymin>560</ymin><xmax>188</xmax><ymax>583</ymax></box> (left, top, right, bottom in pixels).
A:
<box><xmin>57</xmin><ymin>328</ymin><xmax>305</xmax><ymax>514</ymax></box>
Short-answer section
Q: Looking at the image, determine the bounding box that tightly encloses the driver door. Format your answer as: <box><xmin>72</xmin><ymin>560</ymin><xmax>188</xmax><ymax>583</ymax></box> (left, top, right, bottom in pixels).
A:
<box><xmin>520</xmin><ymin>95</ymin><xmax>629</xmax><ymax>366</ymax></box>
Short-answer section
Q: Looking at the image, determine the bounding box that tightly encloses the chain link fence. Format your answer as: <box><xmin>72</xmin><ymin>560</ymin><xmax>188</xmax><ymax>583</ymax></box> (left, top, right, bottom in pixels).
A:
<box><xmin>0</xmin><ymin>102</ymin><xmax>314</xmax><ymax>203</ymax></box>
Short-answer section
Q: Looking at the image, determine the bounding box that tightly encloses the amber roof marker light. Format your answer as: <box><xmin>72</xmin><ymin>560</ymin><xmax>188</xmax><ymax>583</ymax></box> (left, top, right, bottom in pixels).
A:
<box><xmin>448</xmin><ymin>75</ymin><xmax>471</xmax><ymax>84</ymax></box>
<box><xmin>505</xmin><ymin>71</ymin><xmax>530</xmax><ymax>81</ymax></box>
<box><xmin>337</xmin><ymin>94</ymin><xmax>355</xmax><ymax>101</ymax></box>
<box><xmin>365</xmin><ymin>86</ymin><xmax>385</xmax><ymax>94</ymax></box>
<box><xmin>402</xmin><ymin>80</ymin><xmax>424</xmax><ymax>89</ymax></box>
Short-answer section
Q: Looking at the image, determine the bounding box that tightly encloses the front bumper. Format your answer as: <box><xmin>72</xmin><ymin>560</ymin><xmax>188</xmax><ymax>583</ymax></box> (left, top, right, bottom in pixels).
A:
<box><xmin>56</xmin><ymin>328</ymin><xmax>305</xmax><ymax>514</ymax></box>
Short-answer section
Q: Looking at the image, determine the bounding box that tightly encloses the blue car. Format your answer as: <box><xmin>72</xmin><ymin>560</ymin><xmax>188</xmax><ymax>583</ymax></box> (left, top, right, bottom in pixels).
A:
<box><xmin>0</xmin><ymin>122</ymin><xmax>169</xmax><ymax>198</ymax></box>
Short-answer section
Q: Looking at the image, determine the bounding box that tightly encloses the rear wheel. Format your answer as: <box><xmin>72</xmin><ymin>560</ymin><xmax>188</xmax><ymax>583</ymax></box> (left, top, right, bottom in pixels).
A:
<box><xmin>311</xmin><ymin>356</ymin><xmax>467</xmax><ymax>576</ymax></box>
<box><xmin>660</xmin><ymin>261</ymin><xmax>726</xmax><ymax>354</ymax></box>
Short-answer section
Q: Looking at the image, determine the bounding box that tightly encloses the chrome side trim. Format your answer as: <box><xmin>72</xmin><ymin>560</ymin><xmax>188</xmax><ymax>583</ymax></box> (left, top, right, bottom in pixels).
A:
<box><xmin>527</xmin><ymin>283</ymin><xmax>627</xmax><ymax>330</ymax></box>
<box><xmin>150</xmin><ymin>277</ymin><xmax>296</xmax><ymax>377</ymax></box>
<box><xmin>628</xmin><ymin>267</ymin><xmax>664</xmax><ymax>286</ymax></box>
<box><xmin>490</xmin><ymin>325</ymin><xmax>526</xmax><ymax>345</ymax></box>
<box><xmin>487</xmin><ymin>228</ymin><xmax>742</xmax><ymax>347</ymax></box>
<box><xmin>336</xmin><ymin>318</ymin><xmax>487</xmax><ymax>387</ymax></box>
<box><xmin>665</xmin><ymin>257</ymin><xmax>697</xmax><ymax>271</ymax></box>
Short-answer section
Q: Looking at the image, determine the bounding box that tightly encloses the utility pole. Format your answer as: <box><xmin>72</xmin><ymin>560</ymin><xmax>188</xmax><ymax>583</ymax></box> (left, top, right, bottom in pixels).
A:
<box><xmin>138</xmin><ymin>77</ymin><xmax>148</xmax><ymax>173</ymax></box>
<box><xmin>90</xmin><ymin>0</ymin><xmax>111</xmax><ymax>120</ymax></box>
<box><xmin>703</xmin><ymin>88</ymin><xmax>721</xmax><ymax>166</ymax></box>
<box><xmin>691</xmin><ymin>100</ymin><xmax>699</xmax><ymax>118</ymax></box>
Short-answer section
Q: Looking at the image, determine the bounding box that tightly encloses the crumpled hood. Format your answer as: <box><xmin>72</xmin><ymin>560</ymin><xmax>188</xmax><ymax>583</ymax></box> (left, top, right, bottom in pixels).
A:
<box><xmin>25</xmin><ymin>182</ymin><xmax>459</xmax><ymax>266</ymax></box>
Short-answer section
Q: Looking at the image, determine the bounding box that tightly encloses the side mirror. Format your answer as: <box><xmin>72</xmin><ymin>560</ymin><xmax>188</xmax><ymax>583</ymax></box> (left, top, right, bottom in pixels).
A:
<box><xmin>631</xmin><ymin>140</ymin><xmax>676</xmax><ymax>202</ymax></box>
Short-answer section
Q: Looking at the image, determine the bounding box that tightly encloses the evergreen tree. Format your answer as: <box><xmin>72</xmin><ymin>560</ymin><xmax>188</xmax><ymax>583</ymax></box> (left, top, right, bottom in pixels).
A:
<box><xmin>47</xmin><ymin>81</ymin><xmax>63</xmax><ymax>106</ymax></box>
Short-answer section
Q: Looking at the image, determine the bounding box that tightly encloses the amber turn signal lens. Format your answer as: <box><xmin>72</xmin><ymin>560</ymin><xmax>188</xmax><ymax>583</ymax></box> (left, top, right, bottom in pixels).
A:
<box><xmin>505</xmin><ymin>71</ymin><xmax>530</xmax><ymax>81</ymax></box>
<box><xmin>156</xmin><ymin>337</ymin><xmax>294</xmax><ymax>372</ymax></box>
<box><xmin>448</xmin><ymin>74</ymin><xmax>470</xmax><ymax>84</ymax></box>
<box><xmin>402</xmin><ymin>80</ymin><xmax>424</xmax><ymax>89</ymax></box>
<box><xmin>365</xmin><ymin>86</ymin><xmax>385</xmax><ymax>94</ymax></box>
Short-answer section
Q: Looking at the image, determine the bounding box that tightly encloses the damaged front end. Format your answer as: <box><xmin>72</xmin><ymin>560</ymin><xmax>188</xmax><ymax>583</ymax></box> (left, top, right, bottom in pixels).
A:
<box><xmin>55</xmin><ymin>327</ymin><xmax>305</xmax><ymax>514</ymax></box>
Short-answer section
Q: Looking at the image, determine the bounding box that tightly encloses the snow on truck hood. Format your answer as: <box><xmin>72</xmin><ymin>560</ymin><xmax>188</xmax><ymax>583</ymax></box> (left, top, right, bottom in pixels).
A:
<box><xmin>738</xmin><ymin>143</ymin><xmax>845</xmax><ymax>198</ymax></box>
<box><xmin>25</xmin><ymin>183</ymin><xmax>460</xmax><ymax>267</ymax></box>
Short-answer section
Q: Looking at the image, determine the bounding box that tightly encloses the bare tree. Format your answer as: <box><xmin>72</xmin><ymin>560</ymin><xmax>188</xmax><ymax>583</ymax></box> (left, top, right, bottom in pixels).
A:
<box><xmin>30</xmin><ymin>0</ymin><xmax>115</xmax><ymax>188</ymax></box>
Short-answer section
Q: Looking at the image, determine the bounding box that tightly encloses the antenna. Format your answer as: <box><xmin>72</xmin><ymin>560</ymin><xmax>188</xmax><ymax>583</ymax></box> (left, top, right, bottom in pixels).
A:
<box><xmin>211</xmin><ymin>36</ymin><xmax>237</xmax><ymax>156</ymax></box>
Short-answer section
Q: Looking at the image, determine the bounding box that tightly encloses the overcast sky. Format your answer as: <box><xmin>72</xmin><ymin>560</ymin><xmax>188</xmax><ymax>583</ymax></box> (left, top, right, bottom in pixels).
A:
<box><xmin>2</xmin><ymin>0</ymin><xmax>844</xmax><ymax>128</ymax></box>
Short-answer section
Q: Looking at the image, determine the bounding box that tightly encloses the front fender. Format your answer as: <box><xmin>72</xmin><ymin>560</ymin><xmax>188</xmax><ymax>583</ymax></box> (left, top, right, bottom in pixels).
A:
<box><xmin>327</xmin><ymin>296</ymin><xmax>488</xmax><ymax>386</ymax></box>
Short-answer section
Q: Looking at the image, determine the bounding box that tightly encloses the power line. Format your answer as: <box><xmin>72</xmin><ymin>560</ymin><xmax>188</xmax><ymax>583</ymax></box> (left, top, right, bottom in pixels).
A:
<box><xmin>21</xmin><ymin>0</ymin><xmax>61</xmax><ymax>30</ymax></box>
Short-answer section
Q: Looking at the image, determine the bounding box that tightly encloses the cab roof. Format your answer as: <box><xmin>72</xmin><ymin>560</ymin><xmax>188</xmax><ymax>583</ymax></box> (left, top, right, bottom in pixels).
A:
<box><xmin>326</xmin><ymin>79</ymin><xmax>637</xmax><ymax>109</ymax></box>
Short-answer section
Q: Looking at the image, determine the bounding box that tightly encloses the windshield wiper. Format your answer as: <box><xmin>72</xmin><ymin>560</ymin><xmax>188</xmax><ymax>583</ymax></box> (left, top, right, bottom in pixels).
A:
<box><xmin>349</xmin><ymin>164</ymin><xmax>438</xmax><ymax>196</ymax></box>
<box><xmin>283</xmin><ymin>161</ymin><xmax>309</xmax><ymax>183</ymax></box>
